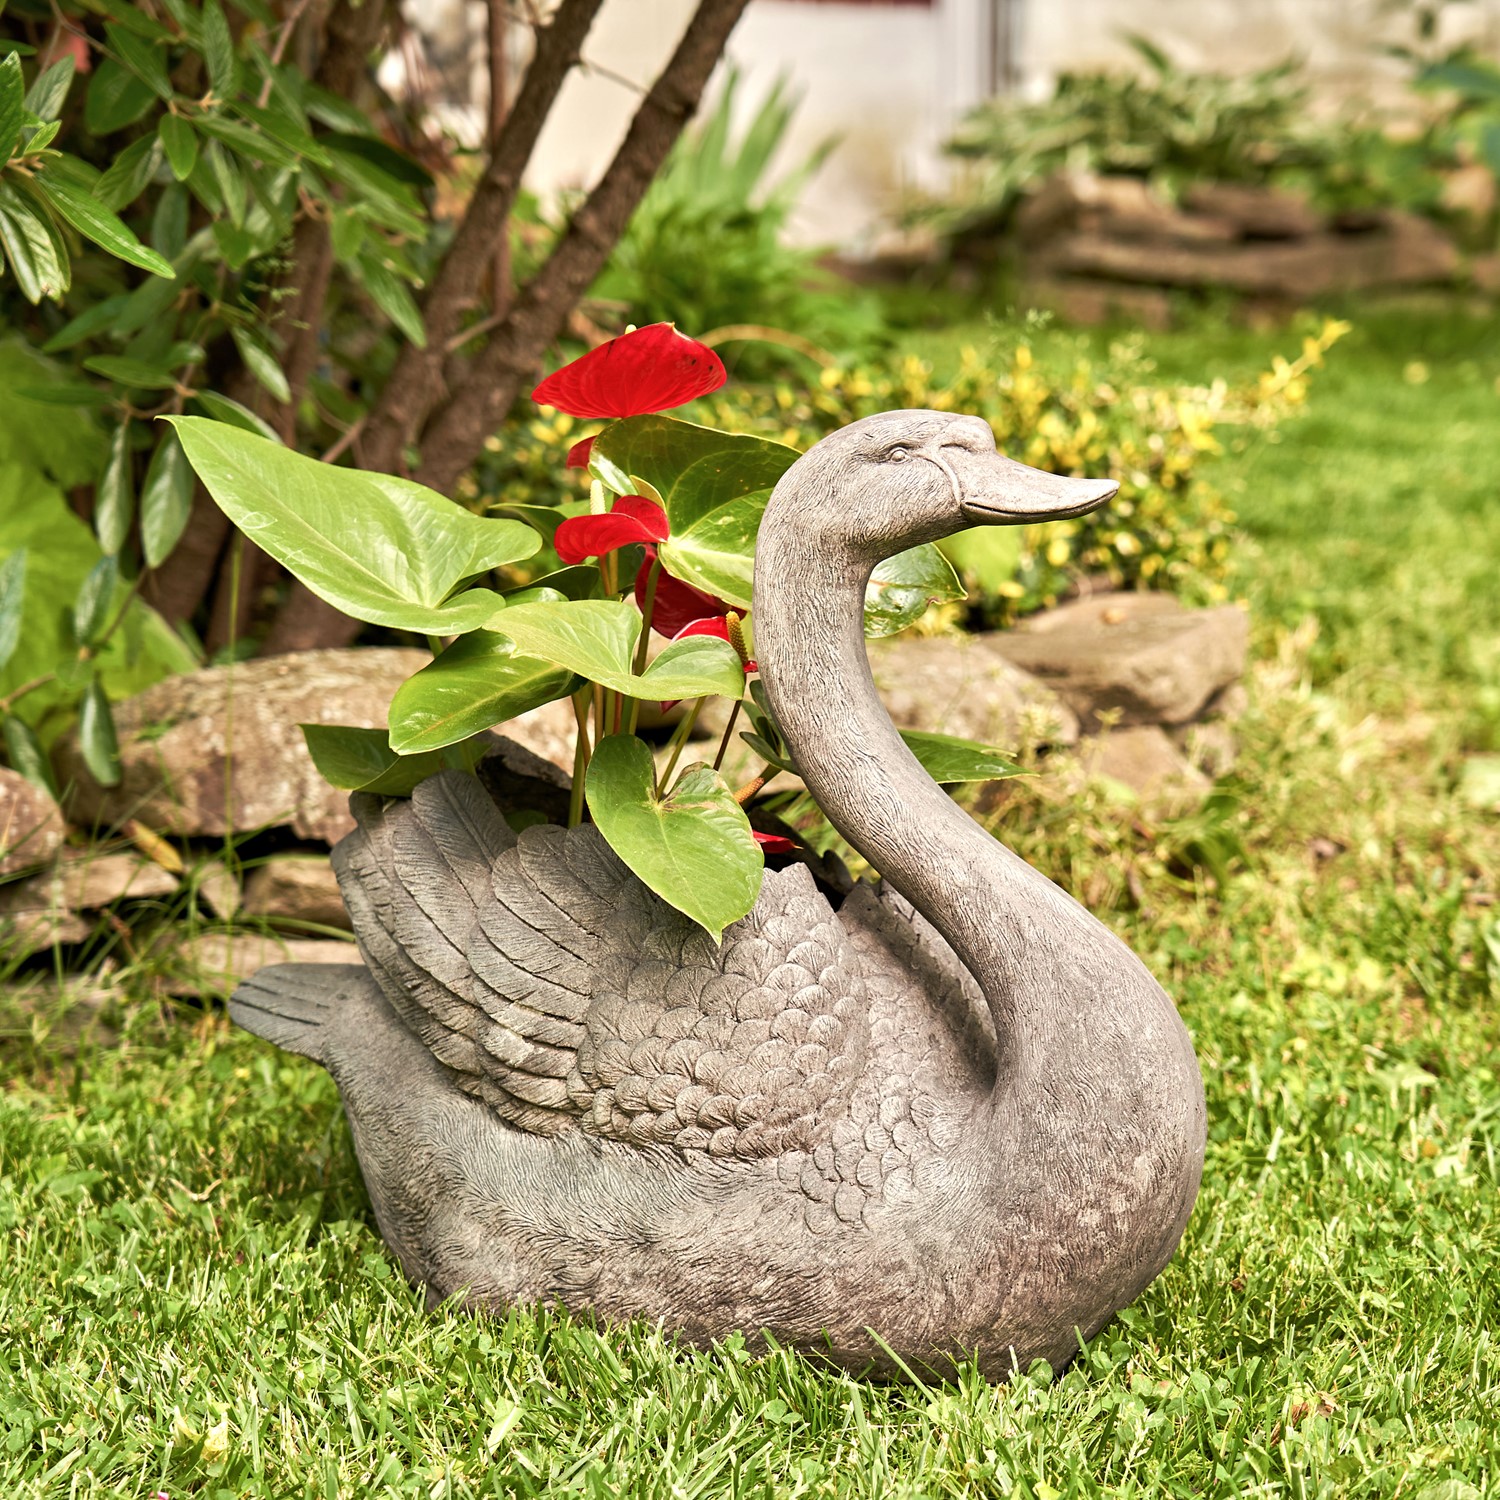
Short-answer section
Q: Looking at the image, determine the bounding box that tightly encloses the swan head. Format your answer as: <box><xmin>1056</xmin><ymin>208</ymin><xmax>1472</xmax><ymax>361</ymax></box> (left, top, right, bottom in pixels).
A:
<box><xmin>771</xmin><ymin>409</ymin><xmax>1119</xmax><ymax>560</ymax></box>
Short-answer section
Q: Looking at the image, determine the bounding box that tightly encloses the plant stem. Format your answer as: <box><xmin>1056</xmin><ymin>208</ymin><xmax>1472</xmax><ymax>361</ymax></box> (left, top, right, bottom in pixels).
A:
<box><xmin>0</xmin><ymin>673</ymin><xmax>56</xmax><ymax>715</ymax></box>
<box><xmin>656</xmin><ymin>697</ymin><xmax>703</xmax><ymax>793</ymax></box>
<box><xmin>78</xmin><ymin>576</ymin><xmax>144</xmax><ymax>664</ymax></box>
<box><xmin>625</xmin><ymin>558</ymin><xmax>662</xmax><ymax>738</ymax></box>
<box><xmin>632</xmin><ymin>558</ymin><xmax>661</xmax><ymax>675</ymax></box>
<box><xmin>711</xmin><ymin>698</ymin><xmax>742</xmax><ymax>772</ymax></box>
<box><xmin>568</xmin><ymin>687</ymin><xmax>592</xmax><ymax>827</ymax></box>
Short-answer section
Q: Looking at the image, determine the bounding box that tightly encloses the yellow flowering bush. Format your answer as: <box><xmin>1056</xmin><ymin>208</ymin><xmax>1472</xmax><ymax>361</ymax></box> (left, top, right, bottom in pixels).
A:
<box><xmin>473</xmin><ymin>320</ymin><xmax>1346</xmax><ymax>619</ymax></box>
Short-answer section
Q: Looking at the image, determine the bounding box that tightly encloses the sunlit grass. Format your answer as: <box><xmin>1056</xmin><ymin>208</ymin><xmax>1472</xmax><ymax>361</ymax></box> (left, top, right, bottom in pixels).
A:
<box><xmin>2</xmin><ymin>301</ymin><xmax>1498</xmax><ymax>1497</ymax></box>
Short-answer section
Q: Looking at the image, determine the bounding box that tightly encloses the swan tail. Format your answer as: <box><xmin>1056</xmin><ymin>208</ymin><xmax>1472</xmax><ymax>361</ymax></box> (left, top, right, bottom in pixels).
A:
<box><xmin>229</xmin><ymin>962</ymin><xmax>373</xmax><ymax>1064</ymax></box>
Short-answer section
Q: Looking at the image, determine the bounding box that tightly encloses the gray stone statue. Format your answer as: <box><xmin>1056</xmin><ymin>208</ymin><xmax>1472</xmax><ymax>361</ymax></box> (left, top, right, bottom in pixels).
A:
<box><xmin>232</xmin><ymin>411</ymin><xmax>1206</xmax><ymax>1380</ymax></box>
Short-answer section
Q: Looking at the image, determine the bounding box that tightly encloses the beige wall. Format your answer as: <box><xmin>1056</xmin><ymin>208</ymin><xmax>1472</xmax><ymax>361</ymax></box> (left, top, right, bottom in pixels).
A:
<box><xmin>411</xmin><ymin>0</ymin><xmax>1500</xmax><ymax>247</ymax></box>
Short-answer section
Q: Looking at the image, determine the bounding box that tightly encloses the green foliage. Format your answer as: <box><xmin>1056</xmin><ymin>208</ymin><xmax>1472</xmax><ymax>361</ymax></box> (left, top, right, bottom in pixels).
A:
<box><xmin>0</xmin><ymin>2</ymin><xmax>446</xmax><ymax>765</ymax></box>
<box><xmin>585</xmin><ymin>736</ymin><xmax>760</xmax><ymax>942</ymax></box>
<box><xmin>490</xmin><ymin>598</ymin><xmax>747</xmax><ymax>704</ymax></box>
<box><xmin>2</xmin><ymin>306</ymin><xmax>1499</xmax><ymax>1493</ymax></box>
<box><xmin>167</xmin><ymin>418</ymin><xmax>539</xmax><ymax>632</ymax></box>
<box><xmin>388</xmin><ymin>634</ymin><xmax>578</xmax><ymax>755</ymax></box>
<box><xmin>0</xmin><ymin>344</ymin><xmax>196</xmax><ymax>744</ymax></box>
<box><xmin>590</xmin><ymin>71</ymin><xmax>884</xmax><ymax>362</ymax></box>
<box><xmin>933</xmin><ymin>38</ymin><xmax>1326</xmax><ymax>238</ymax></box>
<box><xmin>924</xmin><ymin>33</ymin><xmax>1498</xmax><ymax>248</ymax></box>
<box><xmin>300</xmin><ymin>723</ymin><xmax>490</xmax><ymax>797</ymax></box>
<box><xmin>688</xmin><ymin>323</ymin><xmax>1342</xmax><ymax>620</ymax></box>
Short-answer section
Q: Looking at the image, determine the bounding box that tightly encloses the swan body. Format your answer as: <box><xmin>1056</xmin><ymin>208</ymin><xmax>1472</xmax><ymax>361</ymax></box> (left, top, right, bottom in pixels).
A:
<box><xmin>232</xmin><ymin>411</ymin><xmax>1206</xmax><ymax>1379</ymax></box>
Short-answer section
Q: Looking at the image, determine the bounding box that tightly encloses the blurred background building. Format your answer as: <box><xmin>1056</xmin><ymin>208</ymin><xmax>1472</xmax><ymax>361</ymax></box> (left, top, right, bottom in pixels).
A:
<box><xmin>397</xmin><ymin>0</ymin><xmax>1500</xmax><ymax>247</ymax></box>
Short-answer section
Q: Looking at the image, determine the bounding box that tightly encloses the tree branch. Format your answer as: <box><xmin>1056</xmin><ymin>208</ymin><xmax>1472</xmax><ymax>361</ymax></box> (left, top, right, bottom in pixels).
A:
<box><xmin>358</xmin><ymin>0</ymin><xmax>606</xmax><ymax>475</ymax></box>
<box><xmin>412</xmin><ymin>0</ymin><xmax>751</xmax><ymax>494</ymax></box>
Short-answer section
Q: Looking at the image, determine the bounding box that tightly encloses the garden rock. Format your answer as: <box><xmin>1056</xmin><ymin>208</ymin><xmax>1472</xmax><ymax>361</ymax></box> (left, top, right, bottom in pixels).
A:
<box><xmin>990</xmin><ymin>597</ymin><xmax>1248</xmax><ymax>729</ymax></box>
<box><xmin>242</xmin><ymin>856</ymin><xmax>351</xmax><ymax>930</ymax></box>
<box><xmin>865</xmin><ymin>634</ymin><xmax>1081</xmax><ymax>748</ymax></box>
<box><xmin>1045</xmin><ymin>212</ymin><xmax>1459</xmax><ymax>298</ymax></box>
<box><xmin>0</xmin><ymin>768</ymin><xmax>64</xmax><ymax>879</ymax></box>
<box><xmin>52</xmin><ymin>648</ymin><xmax>427</xmax><ymax>844</ymax></box>
<box><xmin>0</xmin><ymin>851</ymin><xmax>178</xmax><ymax>955</ymax></box>
<box><xmin>1077</xmin><ymin>725</ymin><xmax>1211</xmax><ymax>817</ymax></box>
<box><xmin>164</xmin><ymin>932</ymin><xmax>357</xmax><ymax>995</ymax></box>
<box><xmin>1180</xmin><ymin>182</ymin><xmax>1322</xmax><ymax>239</ymax></box>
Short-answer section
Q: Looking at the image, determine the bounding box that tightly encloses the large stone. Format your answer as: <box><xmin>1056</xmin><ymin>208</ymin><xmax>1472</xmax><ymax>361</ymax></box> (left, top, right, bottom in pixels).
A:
<box><xmin>1045</xmin><ymin>213</ymin><xmax>1459</xmax><ymax>297</ymax></box>
<box><xmin>1180</xmin><ymin>182</ymin><xmax>1323</xmax><ymax>239</ymax></box>
<box><xmin>164</xmin><ymin>932</ymin><xmax>358</xmax><ymax>995</ymax></box>
<box><xmin>0</xmin><ymin>768</ymin><xmax>64</xmax><ymax>878</ymax></box>
<box><xmin>1076</xmin><ymin>726</ymin><xmax>1211</xmax><ymax>818</ymax></box>
<box><xmin>989</xmin><ymin>597</ymin><xmax>1248</xmax><ymax>729</ymax></box>
<box><xmin>0</xmin><ymin>850</ymin><xmax>179</xmax><ymax>956</ymax></box>
<box><xmin>1016</xmin><ymin>590</ymin><xmax>1183</xmax><ymax>635</ymax></box>
<box><xmin>1016</xmin><ymin>172</ymin><xmax>1223</xmax><ymax>247</ymax></box>
<box><xmin>866</xmin><ymin>634</ymin><xmax>1080</xmax><ymax>748</ymax></box>
<box><xmin>242</xmin><ymin>856</ymin><xmax>350</xmax><ymax>930</ymax></box>
<box><xmin>52</xmin><ymin>648</ymin><xmax>428</xmax><ymax>844</ymax></box>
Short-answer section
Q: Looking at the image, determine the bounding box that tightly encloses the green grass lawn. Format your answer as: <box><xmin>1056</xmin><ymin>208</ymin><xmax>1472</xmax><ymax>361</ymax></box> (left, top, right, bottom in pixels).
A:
<box><xmin>3</xmin><ymin>303</ymin><xmax>1499</xmax><ymax>1498</ymax></box>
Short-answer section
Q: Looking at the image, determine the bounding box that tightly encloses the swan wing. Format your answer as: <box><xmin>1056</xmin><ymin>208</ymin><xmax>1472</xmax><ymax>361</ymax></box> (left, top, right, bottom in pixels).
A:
<box><xmin>838</xmin><ymin>883</ymin><xmax>996</xmax><ymax>1088</ymax></box>
<box><xmin>332</xmin><ymin>770</ymin><xmax>868</xmax><ymax>1152</ymax></box>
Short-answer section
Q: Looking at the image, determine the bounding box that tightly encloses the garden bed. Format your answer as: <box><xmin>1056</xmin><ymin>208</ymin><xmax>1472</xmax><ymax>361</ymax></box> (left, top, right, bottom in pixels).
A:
<box><xmin>1</xmin><ymin>307</ymin><xmax>1497</xmax><ymax>1495</ymax></box>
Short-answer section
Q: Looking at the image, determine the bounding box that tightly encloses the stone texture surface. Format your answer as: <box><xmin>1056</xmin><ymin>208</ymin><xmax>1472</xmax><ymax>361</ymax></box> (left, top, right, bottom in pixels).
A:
<box><xmin>1180</xmin><ymin>182</ymin><xmax>1323</xmax><ymax>239</ymax></box>
<box><xmin>1</xmin><ymin>851</ymin><xmax>178</xmax><ymax>955</ymax></box>
<box><xmin>165</xmin><ymin>932</ymin><xmax>357</xmax><ymax>994</ymax></box>
<box><xmin>1077</xmin><ymin>725</ymin><xmax>1212</xmax><ymax>817</ymax></box>
<box><xmin>989</xmin><ymin>600</ymin><xmax>1248</xmax><ymax>729</ymax></box>
<box><xmin>496</xmin><ymin>697</ymin><xmax>577</xmax><ymax>775</ymax></box>
<box><xmin>0</xmin><ymin>768</ymin><xmax>64</xmax><ymax>878</ymax></box>
<box><xmin>1043</xmin><ymin>212</ymin><xmax>1459</xmax><ymax>297</ymax></box>
<box><xmin>865</xmin><ymin>634</ymin><xmax>1081</xmax><ymax>748</ymax></box>
<box><xmin>52</xmin><ymin>648</ymin><xmax>427</xmax><ymax>843</ymax></box>
<box><xmin>242</xmin><ymin>856</ymin><xmax>350</xmax><ymax>930</ymax></box>
<box><xmin>1017</xmin><ymin>590</ymin><xmax>1184</xmax><ymax>636</ymax></box>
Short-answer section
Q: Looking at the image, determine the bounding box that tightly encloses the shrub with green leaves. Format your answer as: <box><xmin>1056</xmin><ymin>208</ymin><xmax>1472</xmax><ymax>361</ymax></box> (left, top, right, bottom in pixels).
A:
<box><xmin>920</xmin><ymin>33</ymin><xmax>1495</xmax><ymax>249</ymax></box>
<box><xmin>928</xmin><ymin>37</ymin><xmax>1330</xmax><ymax>241</ymax></box>
<box><xmin>0</xmin><ymin>0</ymin><xmax>771</xmax><ymax>794</ymax></box>
<box><xmin>478</xmin><ymin>321</ymin><xmax>1345</xmax><ymax>623</ymax></box>
<box><xmin>173</xmin><ymin>324</ymin><xmax>1020</xmax><ymax>939</ymax></box>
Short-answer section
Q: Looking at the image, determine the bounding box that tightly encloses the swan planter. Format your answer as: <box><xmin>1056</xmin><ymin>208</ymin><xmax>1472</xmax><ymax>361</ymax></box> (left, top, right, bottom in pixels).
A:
<box><xmin>172</xmin><ymin>326</ymin><xmax>1206</xmax><ymax>1381</ymax></box>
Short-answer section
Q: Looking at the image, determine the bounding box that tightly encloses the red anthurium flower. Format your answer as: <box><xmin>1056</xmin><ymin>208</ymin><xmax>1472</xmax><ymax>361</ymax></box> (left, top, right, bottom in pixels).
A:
<box><xmin>636</xmin><ymin>551</ymin><xmax>736</xmax><ymax>639</ymax></box>
<box><xmin>532</xmin><ymin>323</ymin><xmax>727</xmax><ymax>419</ymax></box>
<box><xmin>753</xmin><ymin>831</ymin><xmax>799</xmax><ymax>854</ymax></box>
<box><xmin>554</xmin><ymin>495</ymin><xmax>668</xmax><ymax>565</ymax></box>
<box><xmin>565</xmin><ymin>435</ymin><xmax>595</xmax><ymax>469</ymax></box>
<box><xmin>672</xmin><ymin>615</ymin><xmax>756</xmax><ymax>672</ymax></box>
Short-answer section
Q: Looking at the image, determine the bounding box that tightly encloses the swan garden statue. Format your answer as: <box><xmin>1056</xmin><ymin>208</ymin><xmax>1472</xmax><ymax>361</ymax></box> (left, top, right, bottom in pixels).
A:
<box><xmin>226</xmin><ymin>407</ymin><xmax>1206</xmax><ymax>1381</ymax></box>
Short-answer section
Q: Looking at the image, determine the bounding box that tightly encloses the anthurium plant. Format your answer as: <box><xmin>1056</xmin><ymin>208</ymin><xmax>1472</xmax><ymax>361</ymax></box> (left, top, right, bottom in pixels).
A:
<box><xmin>172</xmin><ymin>324</ymin><xmax>1020</xmax><ymax>938</ymax></box>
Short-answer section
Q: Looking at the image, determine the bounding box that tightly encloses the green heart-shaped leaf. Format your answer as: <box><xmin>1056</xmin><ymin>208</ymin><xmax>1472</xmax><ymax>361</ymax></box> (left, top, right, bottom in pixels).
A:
<box><xmin>489</xmin><ymin>598</ymin><xmax>743</xmax><ymax>702</ymax></box>
<box><xmin>388</xmin><ymin>632</ymin><xmax>577</xmax><ymax>753</ymax></box>
<box><xmin>863</xmin><ymin>544</ymin><xmax>965</xmax><ymax>639</ymax></box>
<box><xmin>301</xmin><ymin>723</ymin><xmax>487</xmax><ymax>796</ymax></box>
<box><xmin>168</xmin><ymin>417</ymin><xmax>541</xmax><ymax>632</ymax></box>
<box><xmin>593</xmin><ymin>415</ymin><xmax>799</xmax><ymax>609</ymax></box>
<box><xmin>897</xmin><ymin>730</ymin><xmax>1025</xmax><ymax>784</ymax></box>
<box><xmin>585</xmin><ymin>735</ymin><xmax>762</xmax><ymax>939</ymax></box>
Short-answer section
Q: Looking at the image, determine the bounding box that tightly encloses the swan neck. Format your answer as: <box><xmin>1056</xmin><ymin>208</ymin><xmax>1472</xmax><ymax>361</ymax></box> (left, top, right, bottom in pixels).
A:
<box><xmin>753</xmin><ymin>541</ymin><xmax>1079</xmax><ymax>1023</ymax></box>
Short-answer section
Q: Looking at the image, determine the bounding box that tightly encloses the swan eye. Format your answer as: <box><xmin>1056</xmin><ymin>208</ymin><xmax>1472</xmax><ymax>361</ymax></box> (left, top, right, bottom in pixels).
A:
<box><xmin>885</xmin><ymin>446</ymin><xmax>910</xmax><ymax>463</ymax></box>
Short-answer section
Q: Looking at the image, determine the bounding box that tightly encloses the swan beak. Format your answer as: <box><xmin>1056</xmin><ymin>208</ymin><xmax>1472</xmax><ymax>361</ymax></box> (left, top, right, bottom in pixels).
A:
<box><xmin>958</xmin><ymin>453</ymin><xmax>1119</xmax><ymax>525</ymax></box>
